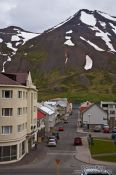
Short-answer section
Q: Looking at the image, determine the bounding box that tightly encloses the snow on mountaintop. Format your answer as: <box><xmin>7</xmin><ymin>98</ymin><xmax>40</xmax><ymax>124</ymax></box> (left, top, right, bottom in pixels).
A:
<box><xmin>0</xmin><ymin>26</ymin><xmax>40</xmax><ymax>72</ymax></box>
<box><xmin>80</xmin><ymin>11</ymin><xmax>96</xmax><ymax>26</ymax></box>
<box><xmin>11</xmin><ymin>28</ymin><xmax>39</xmax><ymax>45</ymax></box>
<box><xmin>97</xmin><ymin>11</ymin><xmax>116</xmax><ymax>21</ymax></box>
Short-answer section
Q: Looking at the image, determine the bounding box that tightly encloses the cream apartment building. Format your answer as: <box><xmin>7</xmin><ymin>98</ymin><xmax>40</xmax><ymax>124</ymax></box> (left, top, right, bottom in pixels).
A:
<box><xmin>0</xmin><ymin>71</ymin><xmax>37</xmax><ymax>164</ymax></box>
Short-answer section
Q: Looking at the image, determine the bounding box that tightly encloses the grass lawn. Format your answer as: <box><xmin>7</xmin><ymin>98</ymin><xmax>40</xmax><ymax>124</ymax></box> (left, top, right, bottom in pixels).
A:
<box><xmin>94</xmin><ymin>155</ymin><xmax>116</xmax><ymax>162</ymax></box>
<box><xmin>90</xmin><ymin>139</ymin><xmax>116</xmax><ymax>162</ymax></box>
<box><xmin>90</xmin><ymin>139</ymin><xmax>116</xmax><ymax>154</ymax></box>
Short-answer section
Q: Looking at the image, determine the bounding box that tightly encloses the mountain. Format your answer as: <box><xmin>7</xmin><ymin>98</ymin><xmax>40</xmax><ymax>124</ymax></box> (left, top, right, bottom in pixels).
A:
<box><xmin>0</xmin><ymin>9</ymin><xmax>116</xmax><ymax>101</ymax></box>
<box><xmin>0</xmin><ymin>26</ymin><xmax>39</xmax><ymax>72</ymax></box>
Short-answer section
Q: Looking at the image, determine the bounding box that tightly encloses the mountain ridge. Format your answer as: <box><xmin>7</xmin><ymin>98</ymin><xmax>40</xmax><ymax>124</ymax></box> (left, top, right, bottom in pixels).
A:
<box><xmin>0</xmin><ymin>9</ymin><xmax>116</xmax><ymax>101</ymax></box>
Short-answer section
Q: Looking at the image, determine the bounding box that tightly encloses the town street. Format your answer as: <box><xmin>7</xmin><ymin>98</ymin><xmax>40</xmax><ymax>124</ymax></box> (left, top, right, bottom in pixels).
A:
<box><xmin>0</xmin><ymin>109</ymin><xmax>116</xmax><ymax>175</ymax></box>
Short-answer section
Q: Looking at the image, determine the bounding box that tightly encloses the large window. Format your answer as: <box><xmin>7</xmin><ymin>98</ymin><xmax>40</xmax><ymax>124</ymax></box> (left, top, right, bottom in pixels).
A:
<box><xmin>2</xmin><ymin>126</ymin><xmax>12</xmax><ymax>134</ymax></box>
<box><xmin>2</xmin><ymin>90</ymin><xmax>13</xmax><ymax>98</ymax></box>
<box><xmin>0</xmin><ymin>145</ymin><xmax>17</xmax><ymax>162</ymax></box>
<box><xmin>18</xmin><ymin>91</ymin><xmax>22</xmax><ymax>98</ymax></box>
<box><xmin>2</xmin><ymin>108</ymin><xmax>13</xmax><ymax>116</ymax></box>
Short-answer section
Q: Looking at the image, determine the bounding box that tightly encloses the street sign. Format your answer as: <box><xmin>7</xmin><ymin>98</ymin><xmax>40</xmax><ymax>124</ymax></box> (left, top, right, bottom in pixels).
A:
<box><xmin>55</xmin><ymin>159</ymin><xmax>61</xmax><ymax>165</ymax></box>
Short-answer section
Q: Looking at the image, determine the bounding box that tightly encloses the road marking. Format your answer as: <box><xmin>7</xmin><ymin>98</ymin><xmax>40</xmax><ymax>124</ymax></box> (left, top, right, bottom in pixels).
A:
<box><xmin>72</xmin><ymin>169</ymin><xmax>81</xmax><ymax>174</ymax></box>
<box><xmin>47</xmin><ymin>150</ymin><xmax>76</xmax><ymax>155</ymax></box>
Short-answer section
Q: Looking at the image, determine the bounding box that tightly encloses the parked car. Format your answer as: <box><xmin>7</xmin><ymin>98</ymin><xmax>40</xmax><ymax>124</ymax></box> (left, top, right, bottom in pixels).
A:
<box><xmin>58</xmin><ymin>127</ymin><xmax>64</xmax><ymax>131</ymax></box>
<box><xmin>74</xmin><ymin>137</ymin><xmax>82</xmax><ymax>146</ymax></box>
<box><xmin>47</xmin><ymin>140</ymin><xmax>57</xmax><ymax>147</ymax></box>
<box><xmin>48</xmin><ymin>136</ymin><xmax>57</xmax><ymax>142</ymax></box>
<box><xmin>103</xmin><ymin>125</ymin><xmax>110</xmax><ymax>133</ymax></box>
<box><xmin>80</xmin><ymin>167</ymin><xmax>112</xmax><ymax>175</ymax></box>
<box><xmin>93</xmin><ymin>125</ymin><xmax>102</xmax><ymax>132</ymax></box>
<box><xmin>111</xmin><ymin>127</ymin><xmax>116</xmax><ymax>139</ymax></box>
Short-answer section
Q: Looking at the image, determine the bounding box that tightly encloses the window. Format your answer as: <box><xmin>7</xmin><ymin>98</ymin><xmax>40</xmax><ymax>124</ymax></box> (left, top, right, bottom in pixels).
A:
<box><xmin>18</xmin><ymin>91</ymin><xmax>22</xmax><ymax>98</ymax></box>
<box><xmin>2</xmin><ymin>108</ymin><xmax>13</xmax><ymax>116</ymax></box>
<box><xmin>0</xmin><ymin>145</ymin><xmax>17</xmax><ymax>162</ymax></box>
<box><xmin>110</xmin><ymin>110</ymin><xmax>115</xmax><ymax>114</ymax></box>
<box><xmin>2</xmin><ymin>126</ymin><xmax>12</xmax><ymax>134</ymax></box>
<box><xmin>17</xmin><ymin>123</ymin><xmax>25</xmax><ymax>132</ymax></box>
<box><xmin>2</xmin><ymin>90</ymin><xmax>13</xmax><ymax>98</ymax></box>
<box><xmin>102</xmin><ymin>104</ymin><xmax>108</xmax><ymax>107</ymax></box>
<box><xmin>109</xmin><ymin>104</ymin><xmax>114</xmax><ymax>108</ymax></box>
<box><xmin>17</xmin><ymin>125</ymin><xmax>22</xmax><ymax>132</ymax></box>
<box><xmin>17</xmin><ymin>108</ymin><xmax>22</xmax><ymax>115</ymax></box>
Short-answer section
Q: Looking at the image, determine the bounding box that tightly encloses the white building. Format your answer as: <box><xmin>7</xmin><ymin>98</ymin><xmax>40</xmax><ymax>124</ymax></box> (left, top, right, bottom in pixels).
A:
<box><xmin>81</xmin><ymin>104</ymin><xmax>108</xmax><ymax>128</ymax></box>
<box><xmin>100</xmin><ymin>101</ymin><xmax>116</xmax><ymax>128</ymax></box>
<box><xmin>0</xmin><ymin>72</ymin><xmax>37</xmax><ymax>164</ymax></box>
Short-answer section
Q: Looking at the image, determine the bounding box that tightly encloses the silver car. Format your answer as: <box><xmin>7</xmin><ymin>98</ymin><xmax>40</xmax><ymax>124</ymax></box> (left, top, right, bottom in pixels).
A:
<box><xmin>47</xmin><ymin>139</ymin><xmax>57</xmax><ymax>147</ymax></box>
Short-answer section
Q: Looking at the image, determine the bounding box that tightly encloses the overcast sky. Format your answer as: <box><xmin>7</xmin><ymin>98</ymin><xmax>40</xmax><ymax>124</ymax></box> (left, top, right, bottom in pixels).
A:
<box><xmin>0</xmin><ymin>0</ymin><xmax>115</xmax><ymax>33</ymax></box>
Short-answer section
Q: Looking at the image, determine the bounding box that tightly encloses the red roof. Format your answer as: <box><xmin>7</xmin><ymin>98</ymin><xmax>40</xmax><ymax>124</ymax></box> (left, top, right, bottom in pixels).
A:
<box><xmin>80</xmin><ymin>106</ymin><xmax>88</xmax><ymax>113</ymax></box>
<box><xmin>37</xmin><ymin>111</ymin><xmax>45</xmax><ymax>119</ymax></box>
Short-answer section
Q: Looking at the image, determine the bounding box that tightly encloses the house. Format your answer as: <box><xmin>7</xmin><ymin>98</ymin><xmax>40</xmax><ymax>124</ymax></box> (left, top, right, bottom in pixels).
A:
<box><xmin>51</xmin><ymin>98</ymin><xmax>71</xmax><ymax>121</ymax></box>
<box><xmin>44</xmin><ymin>101</ymin><xmax>59</xmax><ymax>123</ymax></box>
<box><xmin>37</xmin><ymin>110</ymin><xmax>46</xmax><ymax>142</ymax></box>
<box><xmin>37</xmin><ymin>103</ymin><xmax>56</xmax><ymax>136</ymax></box>
<box><xmin>81</xmin><ymin>104</ymin><xmax>108</xmax><ymax>129</ymax></box>
<box><xmin>100</xmin><ymin>101</ymin><xmax>116</xmax><ymax>129</ymax></box>
<box><xmin>0</xmin><ymin>72</ymin><xmax>37</xmax><ymax>163</ymax></box>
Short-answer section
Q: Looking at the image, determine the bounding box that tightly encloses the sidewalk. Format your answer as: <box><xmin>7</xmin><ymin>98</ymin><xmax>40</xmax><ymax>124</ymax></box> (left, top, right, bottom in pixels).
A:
<box><xmin>0</xmin><ymin>142</ymin><xmax>47</xmax><ymax>168</ymax></box>
<box><xmin>75</xmin><ymin>131</ymin><xmax>116</xmax><ymax>166</ymax></box>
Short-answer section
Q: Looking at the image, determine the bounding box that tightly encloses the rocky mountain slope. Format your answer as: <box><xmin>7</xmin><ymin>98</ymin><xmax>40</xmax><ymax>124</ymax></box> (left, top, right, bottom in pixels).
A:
<box><xmin>0</xmin><ymin>9</ymin><xmax>116</xmax><ymax>101</ymax></box>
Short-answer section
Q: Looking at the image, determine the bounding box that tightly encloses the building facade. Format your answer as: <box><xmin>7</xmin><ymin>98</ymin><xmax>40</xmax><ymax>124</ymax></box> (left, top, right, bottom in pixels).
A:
<box><xmin>0</xmin><ymin>72</ymin><xmax>37</xmax><ymax>164</ymax></box>
<box><xmin>100</xmin><ymin>101</ymin><xmax>116</xmax><ymax>128</ymax></box>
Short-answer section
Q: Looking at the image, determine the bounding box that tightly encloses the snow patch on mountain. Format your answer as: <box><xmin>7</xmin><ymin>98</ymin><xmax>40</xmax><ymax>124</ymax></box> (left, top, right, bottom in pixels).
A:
<box><xmin>5</xmin><ymin>42</ymin><xmax>18</xmax><ymax>52</ymax></box>
<box><xmin>80</xmin><ymin>11</ymin><xmax>96</xmax><ymax>26</ymax></box>
<box><xmin>66</xmin><ymin>30</ymin><xmax>73</xmax><ymax>34</ymax></box>
<box><xmin>65</xmin><ymin>57</ymin><xmax>69</xmax><ymax>64</ymax></box>
<box><xmin>99</xmin><ymin>21</ymin><xmax>106</xmax><ymax>29</ymax></box>
<box><xmin>84</xmin><ymin>55</ymin><xmax>93</xmax><ymax>70</ymax></box>
<box><xmin>65</xmin><ymin>36</ymin><xmax>71</xmax><ymax>40</ymax></box>
<box><xmin>109</xmin><ymin>23</ymin><xmax>116</xmax><ymax>34</ymax></box>
<box><xmin>17</xmin><ymin>31</ymin><xmax>39</xmax><ymax>45</ymax></box>
<box><xmin>11</xmin><ymin>35</ymin><xmax>21</xmax><ymax>42</ymax></box>
<box><xmin>64</xmin><ymin>39</ymin><xmax>75</xmax><ymax>46</ymax></box>
<box><xmin>97</xmin><ymin>11</ymin><xmax>116</xmax><ymax>22</ymax></box>
<box><xmin>80</xmin><ymin>36</ymin><xmax>104</xmax><ymax>51</ymax></box>
<box><xmin>0</xmin><ymin>38</ymin><xmax>3</xmax><ymax>43</ymax></box>
<box><xmin>91</xmin><ymin>26</ymin><xmax>116</xmax><ymax>52</ymax></box>
<box><xmin>2</xmin><ymin>56</ymin><xmax>11</xmax><ymax>72</ymax></box>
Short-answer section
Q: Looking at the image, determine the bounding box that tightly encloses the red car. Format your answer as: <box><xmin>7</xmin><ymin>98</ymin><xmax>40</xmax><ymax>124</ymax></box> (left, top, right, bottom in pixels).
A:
<box><xmin>74</xmin><ymin>137</ymin><xmax>82</xmax><ymax>146</ymax></box>
<box><xmin>58</xmin><ymin>127</ymin><xmax>64</xmax><ymax>131</ymax></box>
<box><xmin>103</xmin><ymin>127</ymin><xmax>110</xmax><ymax>133</ymax></box>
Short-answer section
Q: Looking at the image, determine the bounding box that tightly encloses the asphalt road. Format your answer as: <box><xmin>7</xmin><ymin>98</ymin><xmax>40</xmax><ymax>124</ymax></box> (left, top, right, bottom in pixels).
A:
<box><xmin>0</xmin><ymin>109</ymin><xmax>116</xmax><ymax>175</ymax></box>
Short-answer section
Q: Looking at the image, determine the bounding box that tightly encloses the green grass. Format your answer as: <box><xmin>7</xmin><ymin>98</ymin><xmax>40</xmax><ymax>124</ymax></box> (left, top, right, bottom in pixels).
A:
<box><xmin>90</xmin><ymin>139</ymin><xmax>116</xmax><ymax>154</ymax></box>
<box><xmin>90</xmin><ymin>139</ymin><xmax>116</xmax><ymax>162</ymax></box>
<box><xmin>30</xmin><ymin>68</ymin><xmax>116</xmax><ymax>102</ymax></box>
<box><xmin>94</xmin><ymin>155</ymin><xmax>116</xmax><ymax>162</ymax></box>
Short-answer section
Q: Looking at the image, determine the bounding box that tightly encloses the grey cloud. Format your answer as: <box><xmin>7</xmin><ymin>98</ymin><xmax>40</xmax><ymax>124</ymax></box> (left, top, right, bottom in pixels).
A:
<box><xmin>0</xmin><ymin>0</ymin><xmax>115</xmax><ymax>32</ymax></box>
